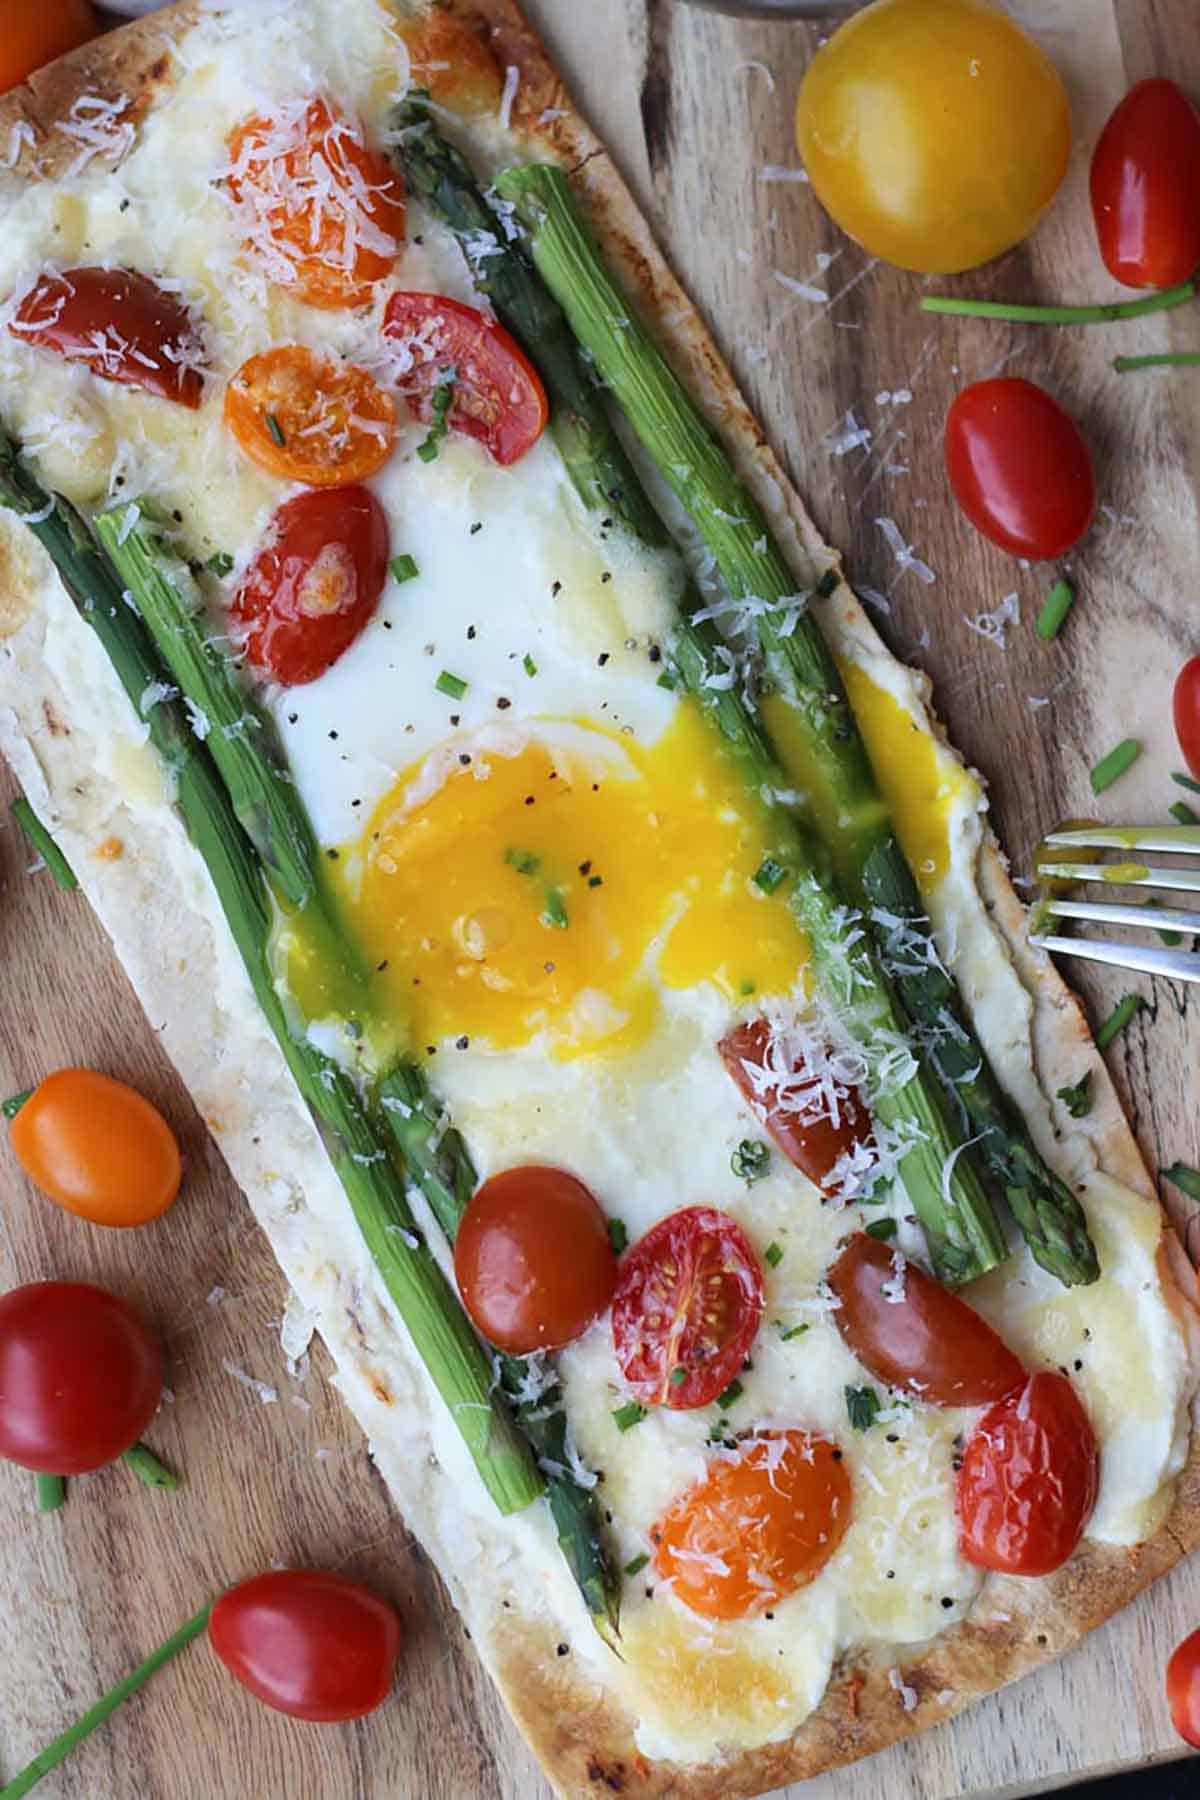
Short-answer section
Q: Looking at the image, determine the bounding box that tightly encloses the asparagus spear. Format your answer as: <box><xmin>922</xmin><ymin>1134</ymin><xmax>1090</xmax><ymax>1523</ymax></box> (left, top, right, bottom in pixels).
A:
<box><xmin>0</xmin><ymin>428</ymin><xmax>541</xmax><ymax>1517</ymax></box>
<box><xmin>497</xmin><ymin>163</ymin><xmax>1098</xmax><ymax>1289</ymax></box>
<box><xmin>95</xmin><ymin>500</ymin><xmax>619</xmax><ymax>1630</ymax></box>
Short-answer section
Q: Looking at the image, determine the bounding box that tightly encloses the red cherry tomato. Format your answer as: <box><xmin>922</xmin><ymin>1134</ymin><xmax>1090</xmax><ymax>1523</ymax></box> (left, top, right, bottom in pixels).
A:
<box><xmin>231</xmin><ymin>486</ymin><xmax>388</xmax><ymax>686</ymax></box>
<box><xmin>382</xmin><ymin>292</ymin><xmax>548</xmax><ymax>466</ymax></box>
<box><xmin>1090</xmin><ymin>79</ymin><xmax>1200</xmax><ymax>290</ymax></box>
<box><xmin>453</xmin><ymin>1165</ymin><xmax>617</xmax><ymax>1355</ymax></box>
<box><xmin>826</xmin><ymin>1233</ymin><xmax>1026</xmax><ymax>1406</ymax></box>
<box><xmin>1174</xmin><ymin>656</ymin><xmax>1200</xmax><ymax>781</ymax></box>
<box><xmin>209</xmin><ymin>1571</ymin><xmax>401</xmax><ymax>1722</ymax></box>
<box><xmin>611</xmin><ymin>1206</ymin><xmax>764</xmax><ymax>1410</ymax></box>
<box><xmin>1167</xmin><ymin>1628</ymin><xmax>1200</xmax><ymax>1749</ymax></box>
<box><xmin>718</xmin><ymin>1017</ymin><xmax>870</xmax><ymax>1194</ymax></box>
<box><xmin>957</xmin><ymin>1372</ymin><xmax>1098</xmax><ymax>1576</ymax></box>
<box><xmin>10</xmin><ymin>268</ymin><xmax>204</xmax><ymax>408</ymax></box>
<box><xmin>944</xmin><ymin>378</ymin><xmax>1095</xmax><ymax>561</ymax></box>
<box><xmin>0</xmin><ymin>1281</ymin><xmax>162</xmax><ymax>1474</ymax></box>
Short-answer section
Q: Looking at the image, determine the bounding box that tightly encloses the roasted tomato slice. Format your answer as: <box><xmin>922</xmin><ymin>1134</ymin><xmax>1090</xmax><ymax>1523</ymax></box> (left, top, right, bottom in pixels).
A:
<box><xmin>209</xmin><ymin>1571</ymin><xmax>402</xmax><ymax>1722</ymax></box>
<box><xmin>382</xmin><ymin>292</ymin><xmax>548</xmax><ymax>467</ymax></box>
<box><xmin>957</xmin><ymin>1372</ymin><xmax>1099</xmax><ymax>1577</ymax></box>
<box><xmin>454</xmin><ymin>1166</ymin><xmax>618</xmax><ymax>1355</ymax></box>
<box><xmin>227</xmin><ymin>97</ymin><xmax>405</xmax><ymax>310</ymax></box>
<box><xmin>651</xmin><ymin>1431</ymin><xmax>852</xmax><ymax>1620</ymax></box>
<box><xmin>232</xmin><ymin>486</ymin><xmax>388</xmax><ymax>686</ymax></box>
<box><xmin>1167</xmin><ymin>1628</ymin><xmax>1200</xmax><ymax>1750</ymax></box>
<box><xmin>612</xmin><ymin>1206</ymin><xmax>763</xmax><ymax>1409</ymax></box>
<box><xmin>719</xmin><ymin>1017</ymin><xmax>870</xmax><ymax>1194</ymax></box>
<box><xmin>224</xmin><ymin>346</ymin><xmax>396</xmax><ymax>486</ymax></box>
<box><xmin>9</xmin><ymin>267</ymin><xmax>205</xmax><ymax>408</ymax></box>
<box><xmin>826</xmin><ymin>1233</ymin><xmax>1026</xmax><ymax>1406</ymax></box>
<box><xmin>1090</xmin><ymin>79</ymin><xmax>1200</xmax><ymax>290</ymax></box>
<box><xmin>398</xmin><ymin>11</ymin><xmax>503</xmax><ymax>115</ymax></box>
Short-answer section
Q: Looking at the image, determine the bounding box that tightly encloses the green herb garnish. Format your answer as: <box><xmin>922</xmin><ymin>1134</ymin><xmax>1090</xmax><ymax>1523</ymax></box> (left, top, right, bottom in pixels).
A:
<box><xmin>845</xmin><ymin>1385</ymin><xmax>881</xmax><ymax>1432</ymax></box>
<box><xmin>205</xmin><ymin>551</ymin><xmax>234</xmax><ymax>578</ymax></box>
<box><xmin>1169</xmin><ymin>800</ymin><xmax>1199</xmax><ymax>826</ymax></box>
<box><xmin>1035</xmin><ymin>577</ymin><xmax>1076</xmax><ymax>641</ymax></box>
<box><xmin>623</xmin><ymin>1552</ymin><xmax>650</xmax><ymax>1577</ymax></box>
<box><xmin>669</xmin><ymin>1367</ymin><xmax>688</xmax><ymax>1387</ymax></box>
<box><xmin>1173</xmin><ymin>771</ymin><xmax>1200</xmax><ymax>794</ymax></box>
<box><xmin>775</xmin><ymin>1320</ymin><xmax>810</xmax><ymax>1342</ymax></box>
<box><xmin>523</xmin><ymin>652</ymin><xmax>538</xmax><ymax>676</ymax></box>
<box><xmin>1096</xmin><ymin>992</ymin><xmax>1144</xmax><ymax>1051</ymax></box>
<box><xmin>542</xmin><ymin>885</ymin><xmax>569</xmax><ymax>929</ymax></box>
<box><xmin>764</xmin><ymin>1241</ymin><xmax>783</xmax><ymax>1269</ymax></box>
<box><xmin>1056</xmin><ymin>1072</ymin><xmax>1093</xmax><ymax>1119</ymax></box>
<box><xmin>264</xmin><ymin>412</ymin><xmax>286</xmax><ymax>448</ymax></box>
<box><xmin>752</xmin><ymin>855</ymin><xmax>788</xmax><ymax>896</ymax></box>
<box><xmin>504</xmin><ymin>847</ymin><xmax>541</xmax><ymax>876</ymax></box>
<box><xmin>390</xmin><ymin>554</ymin><xmax>419</xmax><ymax>584</ymax></box>
<box><xmin>607</xmin><ymin>1218</ymin><xmax>628</xmax><ymax>1256</ymax></box>
<box><xmin>731</xmin><ymin>1138</ymin><xmax>770</xmax><ymax>1185</ymax></box>
<box><xmin>1090</xmin><ymin>738</ymin><xmax>1141</xmax><ymax>795</ymax></box>
<box><xmin>655</xmin><ymin>669</ymin><xmax>678</xmax><ymax>691</ymax></box>
<box><xmin>612</xmin><ymin>1401</ymin><xmax>647</xmax><ymax>1432</ymax></box>
<box><xmin>417</xmin><ymin>373</ymin><xmax>456</xmax><ymax>463</ymax></box>
<box><xmin>716</xmin><ymin>1378</ymin><xmax>744</xmax><ymax>1410</ymax></box>
<box><xmin>435</xmin><ymin>669</ymin><xmax>468</xmax><ymax>700</ymax></box>
<box><xmin>865</xmin><ymin>1217</ymin><xmax>898</xmax><ymax>1241</ymax></box>
<box><xmin>1163</xmin><ymin>1164</ymin><xmax>1200</xmax><ymax>1201</ymax></box>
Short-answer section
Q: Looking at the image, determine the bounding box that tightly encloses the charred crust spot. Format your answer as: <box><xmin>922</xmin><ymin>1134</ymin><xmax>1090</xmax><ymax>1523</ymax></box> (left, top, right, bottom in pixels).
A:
<box><xmin>586</xmin><ymin>1759</ymin><xmax>627</xmax><ymax>1793</ymax></box>
<box><xmin>41</xmin><ymin>699</ymin><xmax>69</xmax><ymax>738</ymax></box>
<box><xmin>369</xmin><ymin>1376</ymin><xmax>394</xmax><ymax>1405</ymax></box>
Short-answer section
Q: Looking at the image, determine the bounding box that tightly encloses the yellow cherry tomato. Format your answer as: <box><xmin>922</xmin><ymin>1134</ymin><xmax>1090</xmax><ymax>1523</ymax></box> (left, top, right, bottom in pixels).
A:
<box><xmin>795</xmin><ymin>0</ymin><xmax>1071</xmax><ymax>274</ymax></box>
<box><xmin>9</xmin><ymin>1069</ymin><xmax>182</xmax><ymax>1228</ymax></box>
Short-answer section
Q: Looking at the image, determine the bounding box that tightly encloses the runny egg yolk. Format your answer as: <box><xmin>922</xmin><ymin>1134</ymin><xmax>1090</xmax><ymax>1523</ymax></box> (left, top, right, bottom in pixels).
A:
<box><xmin>331</xmin><ymin>702</ymin><xmax>808</xmax><ymax>1058</ymax></box>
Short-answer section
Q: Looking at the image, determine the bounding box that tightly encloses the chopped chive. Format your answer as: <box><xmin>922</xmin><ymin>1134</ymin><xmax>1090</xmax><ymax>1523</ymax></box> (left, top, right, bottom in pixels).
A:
<box><xmin>1169</xmin><ymin>800</ymin><xmax>1199</xmax><ymax>826</ymax></box>
<box><xmin>1090</xmin><ymin>738</ymin><xmax>1141</xmax><ymax>795</ymax></box>
<box><xmin>1173</xmin><ymin>771</ymin><xmax>1200</xmax><ymax>794</ymax></box>
<box><xmin>669</xmin><ymin>1367</ymin><xmax>688</xmax><ymax>1387</ymax></box>
<box><xmin>435</xmin><ymin>670</ymin><xmax>468</xmax><ymax>700</ymax></box>
<box><xmin>655</xmin><ymin>669</ymin><xmax>678</xmax><ymax>691</ymax></box>
<box><xmin>731</xmin><ymin>1138</ymin><xmax>770</xmax><ymax>1185</ymax></box>
<box><xmin>716</xmin><ymin>1378</ymin><xmax>743</xmax><ymax>1409</ymax></box>
<box><xmin>3</xmin><ymin>1089</ymin><xmax>32</xmax><ymax>1120</ymax></box>
<box><xmin>921</xmin><ymin>280</ymin><xmax>1196</xmax><ymax>325</ymax></box>
<box><xmin>752</xmin><ymin>855</ymin><xmax>788</xmax><ymax>896</ymax></box>
<box><xmin>1114</xmin><ymin>351</ymin><xmax>1200</xmax><ymax>373</ymax></box>
<box><xmin>504</xmin><ymin>847</ymin><xmax>540</xmax><ymax>875</ymax></box>
<box><xmin>264</xmin><ymin>412</ymin><xmax>286</xmax><ymax>448</ymax></box>
<box><xmin>1143</xmin><ymin>897</ymin><xmax>1183</xmax><ymax>947</ymax></box>
<box><xmin>775</xmin><ymin>1320</ymin><xmax>809</xmax><ymax>1342</ymax></box>
<box><xmin>623</xmin><ymin>1552</ymin><xmax>650</xmax><ymax>1577</ymax></box>
<box><xmin>865</xmin><ymin>1217</ymin><xmax>899</xmax><ymax>1241</ymax></box>
<box><xmin>205</xmin><ymin>551</ymin><xmax>234</xmax><ymax>578</ymax></box>
<box><xmin>1035</xmin><ymin>577</ymin><xmax>1076</xmax><ymax>641</ymax></box>
<box><xmin>1163</xmin><ymin>1163</ymin><xmax>1200</xmax><ymax>1202</ymax></box>
<box><xmin>815</xmin><ymin>569</ymin><xmax>839</xmax><ymax>599</ymax></box>
<box><xmin>542</xmin><ymin>885</ymin><xmax>569</xmax><ymax>929</ymax></box>
<box><xmin>390</xmin><ymin>554</ymin><xmax>419</xmax><ymax>584</ymax></box>
<box><xmin>1096</xmin><ymin>992</ymin><xmax>1144</xmax><ymax>1051</ymax></box>
<box><xmin>607</xmin><ymin>1218</ymin><xmax>628</xmax><ymax>1256</ymax></box>
<box><xmin>845</xmin><ymin>1384</ymin><xmax>880</xmax><ymax>1432</ymax></box>
<box><xmin>122</xmin><ymin>1443</ymin><xmax>178</xmax><ymax>1490</ymax></box>
<box><xmin>1056</xmin><ymin>1072</ymin><xmax>1093</xmax><ymax>1119</ymax></box>
<box><xmin>739</xmin><ymin>979</ymin><xmax>756</xmax><ymax>997</ymax></box>
<box><xmin>612</xmin><ymin>1401</ymin><xmax>647</xmax><ymax>1432</ymax></box>
<box><xmin>36</xmin><ymin>1473</ymin><xmax>65</xmax><ymax>1514</ymax></box>
<box><xmin>417</xmin><ymin>373</ymin><xmax>457</xmax><ymax>463</ymax></box>
<box><xmin>12</xmin><ymin>797</ymin><xmax>78</xmax><ymax>891</ymax></box>
<box><xmin>764</xmin><ymin>1241</ymin><xmax>784</xmax><ymax>1269</ymax></box>
<box><xmin>523</xmin><ymin>652</ymin><xmax>538</xmax><ymax>677</ymax></box>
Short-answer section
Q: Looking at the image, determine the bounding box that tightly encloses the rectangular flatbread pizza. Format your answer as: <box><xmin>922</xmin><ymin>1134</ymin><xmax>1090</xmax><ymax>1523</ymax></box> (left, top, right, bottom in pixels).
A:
<box><xmin>0</xmin><ymin>3</ymin><xmax>1197</xmax><ymax>1795</ymax></box>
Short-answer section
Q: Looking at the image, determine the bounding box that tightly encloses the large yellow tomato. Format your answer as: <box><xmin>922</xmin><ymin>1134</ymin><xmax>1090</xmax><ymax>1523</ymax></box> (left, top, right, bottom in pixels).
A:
<box><xmin>795</xmin><ymin>0</ymin><xmax>1071</xmax><ymax>274</ymax></box>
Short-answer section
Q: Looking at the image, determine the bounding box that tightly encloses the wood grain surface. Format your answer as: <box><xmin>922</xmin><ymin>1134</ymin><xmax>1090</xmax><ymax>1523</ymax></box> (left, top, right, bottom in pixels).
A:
<box><xmin>2</xmin><ymin>2</ymin><xmax>1198</xmax><ymax>1797</ymax></box>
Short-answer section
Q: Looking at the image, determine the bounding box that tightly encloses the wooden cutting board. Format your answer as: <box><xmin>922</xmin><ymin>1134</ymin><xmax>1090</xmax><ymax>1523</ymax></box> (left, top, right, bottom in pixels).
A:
<box><xmin>1</xmin><ymin>3</ymin><xmax>1198</xmax><ymax>1796</ymax></box>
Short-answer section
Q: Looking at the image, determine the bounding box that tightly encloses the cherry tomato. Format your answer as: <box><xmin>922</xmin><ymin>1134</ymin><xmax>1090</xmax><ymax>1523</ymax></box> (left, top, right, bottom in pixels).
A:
<box><xmin>454</xmin><ymin>1166</ymin><xmax>616</xmax><ymax>1355</ymax></box>
<box><xmin>1167</xmin><ymin>1628</ymin><xmax>1200</xmax><ymax>1750</ymax></box>
<box><xmin>9</xmin><ymin>1069</ymin><xmax>181</xmax><ymax>1227</ymax></box>
<box><xmin>10</xmin><ymin>268</ymin><xmax>205</xmax><ymax>409</ymax></box>
<box><xmin>957</xmin><ymin>1372</ymin><xmax>1098</xmax><ymax>1576</ymax></box>
<box><xmin>1173</xmin><ymin>656</ymin><xmax>1200</xmax><ymax>782</ymax></box>
<box><xmin>718</xmin><ymin>1017</ymin><xmax>870</xmax><ymax>1195</ymax></box>
<box><xmin>227</xmin><ymin>98</ymin><xmax>405</xmax><ymax>311</ymax></box>
<box><xmin>651</xmin><ymin>1431</ymin><xmax>851</xmax><ymax>1620</ymax></box>
<box><xmin>826</xmin><ymin>1233</ymin><xmax>1025</xmax><ymax>1406</ymax></box>
<box><xmin>0</xmin><ymin>1</ymin><xmax>97</xmax><ymax>96</ymax></box>
<box><xmin>382</xmin><ymin>293</ymin><xmax>548</xmax><ymax>467</ymax></box>
<box><xmin>0</xmin><ymin>1281</ymin><xmax>161</xmax><ymax>1474</ymax></box>
<box><xmin>944</xmin><ymin>378</ymin><xmax>1096</xmax><ymax>561</ymax></box>
<box><xmin>611</xmin><ymin>1206</ymin><xmax>763</xmax><ymax>1410</ymax></box>
<box><xmin>225</xmin><ymin>346</ymin><xmax>396</xmax><ymax>486</ymax></box>
<box><xmin>1090</xmin><ymin>80</ymin><xmax>1200</xmax><ymax>291</ymax></box>
<box><xmin>209</xmin><ymin>1571</ymin><xmax>401</xmax><ymax>1722</ymax></box>
<box><xmin>794</xmin><ymin>0</ymin><xmax>1070</xmax><ymax>275</ymax></box>
<box><xmin>231</xmin><ymin>487</ymin><xmax>388</xmax><ymax>686</ymax></box>
<box><xmin>398</xmin><ymin>12</ymin><xmax>503</xmax><ymax>115</ymax></box>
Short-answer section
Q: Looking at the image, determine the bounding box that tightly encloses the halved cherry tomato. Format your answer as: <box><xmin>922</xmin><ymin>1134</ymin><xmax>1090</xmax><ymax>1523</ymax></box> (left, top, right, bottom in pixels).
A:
<box><xmin>827</xmin><ymin>1233</ymin><xmax>1026</xmax><ymax>1406</ymax></box>
<box><xmin>957</xmin><ymin>1372</ymin><xmax>1099</xmax><ymax>1576</ymax></box>
<box><xmin>10</xmin><ymin>268</ymin><xmax>205</xmax><ymax>408</ymax></box>
<box><xmin>718</xmin><ymin>1017</ymin><xmax>870</xmax><ymax>1194</ymax></box>
<box><xmin>224</xmin><ymin>347</ymin><xmax>396</xmax><ymax>486</ymax></box>
<box><xmin>382</xmin><ymin>292</ymin><xmax>548</xmax><ymax>467</ymax></box>
<box><xmin>0</xmin><ymin>1281</ymin><xmax>162</xmax><ymax>1474</ymax></box>
<box><xmin>209</xmin><ymin>1571</ymin><xmax>401</xmax><ymax>1722</ymax></box>
<box><xmin>1174</xmin><ymin>656</ymin><xmax>1200</xmax><ymax>781</ymax></box>
<box><xmin>1090</xmin><ymin>80</ymin><xmax>1200</xmax><ymax>291</ymax></box>
<box><xmin>611</xmin><ymin>1206</ymin><xmax>763</xmax><ymax>1409</ymax></box>
<box><xmin>398</xmin><ymin>11</ymin><xmax>503</xmax><ymax>115</ymax></box>
<box><xmin>1167</xmin><ymin>1628</ymin><xmax>1200</xmax><ymax>1749</ymax></box>
<box><xmin>0</xmin><ymin>1</ymin><xmax>98</xmax><ymax>97</ymax></box>
<box><xmin>9</xmin><ymin>1068</ymin><xmax>181</xmax><ymax>1227</ymax></box>
<box><xmin>227</xmin><ymin>98</ymin><xmax>405</xmax><ymax>310</ymax></box>
<box><xmin>231</xmin><ymin>487</ymin><xmax>388</xmax><ymax>686</ymax></box>
<box><xmin>454</xmin><ymin>1166</ymin><xmax>617</xmax><ymax>1355</ymax></box>
<box><xmin>651</xmin><ymin>1431</ymin><xmax>852</xmax><ymax>1620</ymax></box>
<box><xmin>944</xmin><ymin>378</ymin><xmax>1096</xmax><ymax>561</ymax></box>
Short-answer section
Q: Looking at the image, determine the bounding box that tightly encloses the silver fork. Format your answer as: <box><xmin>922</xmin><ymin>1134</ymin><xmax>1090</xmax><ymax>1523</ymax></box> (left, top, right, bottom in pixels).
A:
<box><xmin>1032</xmin><ymin>824</ymin><xmax>1200</xmax><ymax>983</ymax></box>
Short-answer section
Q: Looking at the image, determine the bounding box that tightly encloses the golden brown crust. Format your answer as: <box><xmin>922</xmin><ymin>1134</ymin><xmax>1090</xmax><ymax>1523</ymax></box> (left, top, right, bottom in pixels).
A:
<box><xmin>0</xmin><ymin>7</ymin><xmax>1196</xmax><ymax>1799</ymax></box>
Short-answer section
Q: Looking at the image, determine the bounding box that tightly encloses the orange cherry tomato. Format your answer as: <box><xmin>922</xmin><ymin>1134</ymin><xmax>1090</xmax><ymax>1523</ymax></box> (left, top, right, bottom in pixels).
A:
<box><xmin>453</xmin><ymin>1166</ymin><xmax>617</xmax><ymax>1354</ymax></box>
<box><xmin>957</xmin><ymin>1372</ymin><xmax>1099</xmax><ymax>1576</ymax></box>
<box><xmin>227</xmin><ymin>98</ymin><xmax>405</xmax><ymax>311</ymax></box>
<box><xmin>398</xmin><ymin>11</ymin><xmax>503</xmax><ymax>115</ymax></box>
<box><xmin>651</xmin><ymin>1431</ymin><xmax>852</xmax><ymax>1620</ymax></box>
<box><xmin>224</xmin><ymin>347</ymin><xmax>396</xmax><ymax>487</ymax></box>
<box><xmin>382</xmin><ymin>292</ymin><xmax>549</xmax><ymax>467</ymax></box>
<box><xmin>1167</xmin><ymin>1628</ymin><xmax>1200</xmax><ymax>1749</ymax></box>
<box><xmin>719</xmin><ymin>1017</ymin><xmax>871</xmax><ymax>1195</ymax></box>
<box><xmin>827</xmin><ymin>1233</ymin><xmax>1026</xmax><ymax>1407</ymax></box>
<box><xmin>0</xmin><ymin>0</ymin><xmax>97</xmax><ymax>96</ymax></box>
<box><xmin>11</xmin><ymin>268</ymin><xmax>205</xmax><ymax>409</ymax></box>
<box><xmin>9</xmin><ymin>1069</ymin><xmax>181</xmax><ymax>1228</ymax></box>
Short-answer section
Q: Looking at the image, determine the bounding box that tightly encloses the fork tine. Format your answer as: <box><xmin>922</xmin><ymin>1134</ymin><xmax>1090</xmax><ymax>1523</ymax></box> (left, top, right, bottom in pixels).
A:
<box><xmin>1042</xmin><ymin>825</ymin><xmax>1200</xmax><ymax>855</ymax></box>
<box><xmin>1030</xmin><ymin>933</ymin><xmax>1200</xmax><ymax>982</ymax></box>
<box><xmin>1035</xmin><ymin>860</ymin><xmax>1200</xmax><ymax>891</ymax></box>
<box><xmin>1043</xmin><ymin>898</ymin><xmax>1200</xmax><ymax>934</ymax></box>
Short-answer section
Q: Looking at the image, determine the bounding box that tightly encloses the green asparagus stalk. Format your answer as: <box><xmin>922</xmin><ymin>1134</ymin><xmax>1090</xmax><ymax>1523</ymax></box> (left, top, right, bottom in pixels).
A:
<box><xmin>498</xmin><ymin>162</ymin><xmax>1098</xmax><ymax>1289</ymax></box>
<box><xmin>95</xmin><ymin>492</ymin><xmax>618</xmax><ymax>1627</ymax></box>
<box><xmin>0</xmin><ymin>429</ymin><xmax>540</xmax><ymax>1517</ymax></box>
